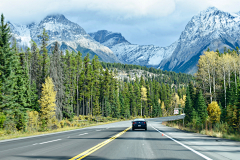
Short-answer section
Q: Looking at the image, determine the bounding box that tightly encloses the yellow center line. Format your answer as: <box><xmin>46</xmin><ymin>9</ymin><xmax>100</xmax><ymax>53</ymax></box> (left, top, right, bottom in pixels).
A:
<box><xmin>69</xmin><ymin>127</ymin><xmax>131</xmax><ymax>160</ymax></box>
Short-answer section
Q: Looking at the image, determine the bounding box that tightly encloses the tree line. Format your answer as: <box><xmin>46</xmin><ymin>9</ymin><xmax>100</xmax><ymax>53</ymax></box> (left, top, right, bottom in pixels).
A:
<box><xmin>0</xmin><ymin>14</ymin><xmax>192</xmax><ymax>132</ymax></box>
<box><xmin>185</xmin><ymin>48</ymin><xmax>240</xmax><ymax>133</ymax></box>
<box><xmin>101</xmin><ymin>62</ymin><xmax>194</xmax><ymax>86</ymax></box>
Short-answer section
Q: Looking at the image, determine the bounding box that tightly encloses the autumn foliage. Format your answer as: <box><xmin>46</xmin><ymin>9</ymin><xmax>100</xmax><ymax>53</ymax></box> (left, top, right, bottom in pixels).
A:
<box><xmin>207</xmin><ymin>101</ymin><xmax>221</xmax><ymax>123</ymax></box>
<box><xmin>39</xmin><ymin>76</ymin><xmax>57</xmax><ymax>130</ymax></box>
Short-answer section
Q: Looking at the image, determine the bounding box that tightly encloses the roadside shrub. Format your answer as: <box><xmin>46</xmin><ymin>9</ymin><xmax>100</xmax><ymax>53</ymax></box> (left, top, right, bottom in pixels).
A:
<box><xmin>60</xmin><ymin>120</ymin><xmax>65</xmax><ymax>128</ymax></box>
<box><xmin>65</xmin><ymin>119</ymin><xmax>71</xmax><ymax>127</ymax></box>
<box><xmin>26</xmin><ymin>111</ymin><xmax>39</xmax><ymax>132</ymax></box>
<box><xmin>4</xmin><ymin>117</ymin><xmax>17</xmax><ymax>134</ymax></box>
<box><xmin>0</xmin><ymin>112</ymin><xmax>6</xmax><ymax>128</ymax></box>
<box><xmin>0</xmin><ymin>129</ymin><xmax>6</xmax><ymax>136</ymax></box>
<box><xmin>214</xmin><ymin>122</ymin><xmax>229</xmax><ymax>133</ymax></box>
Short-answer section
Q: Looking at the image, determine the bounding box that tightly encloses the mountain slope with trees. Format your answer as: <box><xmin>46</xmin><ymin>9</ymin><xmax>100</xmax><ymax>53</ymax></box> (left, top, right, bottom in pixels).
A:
<box><xmin>0</xmin><ymin>14</ymin><xmax>192</xmax><ymax>134</ymax></box>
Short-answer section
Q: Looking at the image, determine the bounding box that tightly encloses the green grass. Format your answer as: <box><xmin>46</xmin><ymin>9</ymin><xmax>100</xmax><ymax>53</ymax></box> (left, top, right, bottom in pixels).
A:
<box><xmin>163</xmin><ymin>121</ymin><xmax>240</xmax><ymax>142</ymax></box>
<box><xmin>0</xmin><ymin>120</ymin><xmax>121</xmax><ymax>141</ymax></box>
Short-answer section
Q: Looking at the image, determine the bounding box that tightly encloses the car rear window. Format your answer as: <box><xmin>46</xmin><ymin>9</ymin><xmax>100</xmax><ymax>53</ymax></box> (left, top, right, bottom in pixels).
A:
<box><xmin>134</xmin><ymin>119</ymin><xmax>145</xmax><ymax>121</ymax></box>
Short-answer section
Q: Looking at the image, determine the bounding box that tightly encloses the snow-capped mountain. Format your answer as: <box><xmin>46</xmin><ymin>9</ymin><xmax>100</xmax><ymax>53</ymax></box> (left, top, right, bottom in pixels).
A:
<box><xmin>91</xmin><ymin>7</ymin><xmax>240</xmax><ymax>73</ymax></box>
<box><xmin>10</xmin><ymin>7</ymin><xmax>240</xmax><ymax>73</ymax></box>
<box><xmin>90</xmin><ymin>30</ymin><xmax>177</xmax><ymax>67</ymax></box>
<box><xmin>89</xmin><ymin>30</ymin><xmax>130</xmax><ymax>48</ymax></box>
<box><xmin>159</xmin><ymin>7</ymin><xmax>240</xmax><ymax>73</ymax></box>
<box><xmin>9</xmin><ymin>15</ymin><xmax>120</xmax><ymax>63</ymax></box>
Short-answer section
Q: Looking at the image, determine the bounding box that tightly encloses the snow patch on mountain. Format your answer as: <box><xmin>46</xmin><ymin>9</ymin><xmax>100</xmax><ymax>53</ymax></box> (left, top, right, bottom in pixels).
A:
<box><xmin>90</xmin><ymin>30</ymin><xmax>176</xmax><ymax>66</ymax></box>
<box><xmin>9</xmin><ymin>22</ymin><xmax>34</xmax><ymax>48</ymax></box>
<box><xmin>8</xmin><ymin>15</ymin><xmax>120</xmax><ymax>63</ymax></box>
<box><xmin>159</xmin><ymin>7</ymin><xmax>240</xmax><ymax>73</ymax></box>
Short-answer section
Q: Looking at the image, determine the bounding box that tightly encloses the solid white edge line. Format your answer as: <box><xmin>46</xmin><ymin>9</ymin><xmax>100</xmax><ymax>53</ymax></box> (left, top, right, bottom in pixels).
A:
<box><xmin>151</xmin><ymin>125</ymin><xmax>212</xmax><ymax>160</ymax></box>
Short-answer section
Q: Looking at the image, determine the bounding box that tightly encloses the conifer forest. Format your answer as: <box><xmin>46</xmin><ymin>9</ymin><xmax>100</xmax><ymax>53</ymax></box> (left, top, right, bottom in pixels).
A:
<box><xmin>0</xmin><ymin>14</ymin><xmax>193</xmax><ymax>133</ymax></box>
<box><xmin>1</xmin><ymin>12</ymin><xmax>238</xmax><ymax>137</ymax></box>
<box><xmin>184</xmin><ymin>49</ymin><xmax>240</xmax><ymax>134</ymax></box>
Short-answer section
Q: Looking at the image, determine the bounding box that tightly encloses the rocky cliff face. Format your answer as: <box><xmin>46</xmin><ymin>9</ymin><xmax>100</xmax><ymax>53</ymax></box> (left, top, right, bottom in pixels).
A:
<box><xmin>91</xmin><ymin>7</ymin><xmax>240</xmax><ymax>73</ymax></box>
<box><xmin>89</xmin><ymin>30</ymin><xmax>177</xmax><ymax>67</ymax></box>
<box><xmin>9</xmin><ymin>7</ymin><xmax>240</xmax><ymax>73</ymax></box>
<box><xmin>159</xmin><ymin>7</ymin><xmax>240</xmax><ymax>73</ymax></box>
<box><xmin>9</xmin><ymin>15</ymin><xmax>121</xmax><ymax>63</ymax></box>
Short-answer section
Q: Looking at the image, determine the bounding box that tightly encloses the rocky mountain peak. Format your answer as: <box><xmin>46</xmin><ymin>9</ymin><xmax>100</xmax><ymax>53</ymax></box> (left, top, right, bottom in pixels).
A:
<box><xmin>159</xmin><ymin>7</ymin><xmax>240</xmax><ymax>73</ymax></box>
<box><xmin>42</xmin><ymin>14</ymin><xmax>67</xmax><ymax>23</ymax></box>
<box><xmin>204</xmin><ymin>6</ymin><xmax>219</xmax><ymax>13</ymax></box>
<box><xmin>89</xmin><ymin>30</ymin><xmax>130</xmax><ymax>48</ymax></box>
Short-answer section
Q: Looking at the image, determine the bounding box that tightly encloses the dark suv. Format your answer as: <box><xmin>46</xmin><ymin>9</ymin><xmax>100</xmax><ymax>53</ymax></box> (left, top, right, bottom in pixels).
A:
<box><xmin>132</xmin><ymin>119</ymin><xmax>147</xmax><ymax>130</ymax></box>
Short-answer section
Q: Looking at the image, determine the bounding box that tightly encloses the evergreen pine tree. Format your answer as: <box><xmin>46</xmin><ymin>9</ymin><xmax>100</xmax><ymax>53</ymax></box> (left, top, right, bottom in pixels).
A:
<box><xmin>38</xmin><ymin>28</ymin><xmax>50</xmax><ymax>87</ymax></box>
<box><xmin>0</xmin><ymin>14</ymin><xmax>27</xmax><ymax>130</ymax></box>
<box><xmin>185</xmin><ymin>88</ymin><xmax>193</xmax><ymax>123</ymax></box>
<box><xmin>196</xmin><ymin>90</ymin><xmax>207</xmax><ymax>123</ymax></box>
<box><xmin>50</xmin><ymin>42</ymin><xmax>64</xmax><ymax>120</ymax></box>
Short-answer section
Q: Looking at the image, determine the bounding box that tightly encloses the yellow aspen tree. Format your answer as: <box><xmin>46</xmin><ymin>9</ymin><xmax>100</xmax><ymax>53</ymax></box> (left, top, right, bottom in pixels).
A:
<box><xmin>231</xmin><ymin>51</ymin><xmax>238</xmax><ymax>93</ymax></box>
<box><xmin>180</xmin><ymin>95</ymin><xmax>186</xmax><ymax>108</ymax></box>
<box><xmin>161</xmin><ymin>101</ymin><xmax>166</xmax><ymax>117</ymax></box>
<box><xmin>27</xmin><ymin>111</ymin><xmax>39</xmax><ymax>132</ymax></box>
<box><xmin>39</xmin><ymin>76</ymin><xmax>57</xmax><ymax>129</ymax></box>
<box><xmin>217</xmin><ymin>54</ymin><xmax>228</xmax><ymax>108</ymax></box>
<box><xmin>197</xmin><ymin>51</ymin><xmax>218</xmax><ymax>102</ymax></box>
<box><xmin>237</xmin><ymin>54</ymin><xmax>240</xmax><ymax>80</ymax></box>
<box><xmin>207</xmin><ymin>101</ymin><xmax>221</xmax><ymax>123</ymax></box>
<box><xmin>173</xmin><ymin>93</ymin><xmax>180</xmax><ymax>108</ymax></box>
<box><xmin>224</xmin><ymin>54</ymin><xmax>233</xmax><ymax>89</ymax></box>
<box><xmin>141</xmin><ymin>86</ymin><xmax>147</xmax><ymax>117</ymax></box>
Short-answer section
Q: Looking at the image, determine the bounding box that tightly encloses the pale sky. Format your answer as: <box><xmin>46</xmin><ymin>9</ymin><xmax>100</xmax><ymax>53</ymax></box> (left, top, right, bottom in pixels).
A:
<box><xmin>1</xmin><ymin>0</ymin><xmax>240</xmax><ymax>46</ymax></box>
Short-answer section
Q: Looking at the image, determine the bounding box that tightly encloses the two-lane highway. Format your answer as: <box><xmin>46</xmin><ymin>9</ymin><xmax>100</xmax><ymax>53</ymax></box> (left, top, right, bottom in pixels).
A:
<box><xmin>0</xmin><ymin>116</ymin><xmax>239</xmax><ymax>160</ymax></box>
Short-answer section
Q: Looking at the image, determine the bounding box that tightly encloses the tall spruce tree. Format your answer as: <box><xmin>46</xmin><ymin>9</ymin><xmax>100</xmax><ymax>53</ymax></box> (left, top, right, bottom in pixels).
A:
<box><xmin>50</xmin><ymin>42</ymin><xmax>65</xmax><ymax>120</ymax></box>
<box><xmin>38</xmin><ymin>28</ymin><xmax>50</xmax><ymax>87</ymax></box>
<box><xmin>196</xmin><ymin>90</ymin><xmax>207</xmax><ymax>122</ymax></box>
<box><xmin>30</xmin><ymin>40</ymin><xmax>41</xmax><ymax>99</ymax></box>
<box><xmin>185</xmin><ymin>87</ymin><xmax>193</xmax><ymax>123</ymax></box>
<box><xmin>0</xmin><ymin>14</ymin><xmax>28</xmax><ymax>130</ymax></box>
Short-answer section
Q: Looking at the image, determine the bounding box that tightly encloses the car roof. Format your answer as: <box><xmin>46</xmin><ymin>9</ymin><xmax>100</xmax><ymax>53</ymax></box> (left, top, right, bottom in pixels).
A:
<box><xmin>133</xmin><ymin>119</ymin><xmax>146</xmax><ymax>121</ymax></box>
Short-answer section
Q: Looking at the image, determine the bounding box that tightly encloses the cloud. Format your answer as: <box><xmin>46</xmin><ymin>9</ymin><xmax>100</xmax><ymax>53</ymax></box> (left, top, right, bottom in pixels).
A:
<box><xmin>1</xmin><ymin>0</ymin><xmax>240</xmax><ymax>46</ymax></box>
<box><xmin>0</xmin><ymin>0</ymin><xmax>176</xmax><ymax>24</ymax></box>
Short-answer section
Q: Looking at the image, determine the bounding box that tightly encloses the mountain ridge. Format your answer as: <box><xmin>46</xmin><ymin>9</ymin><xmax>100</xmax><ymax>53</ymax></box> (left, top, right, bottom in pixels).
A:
<box><xmin>91</xmin><ymin>7</ymin><xmax>240</xmax><ymax>73</ymax></box>
<box><xmin>9</xmin><ymin>14</ymin><xmax>121</xmax><ymax>63</ymax></box>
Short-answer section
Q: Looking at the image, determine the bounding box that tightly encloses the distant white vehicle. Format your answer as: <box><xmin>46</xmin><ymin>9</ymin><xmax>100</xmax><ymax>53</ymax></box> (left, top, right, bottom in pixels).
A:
<box><xmin>181</xmin><ymin>113</ymin><xmax>185</xmax><ymax>115</ymax></box>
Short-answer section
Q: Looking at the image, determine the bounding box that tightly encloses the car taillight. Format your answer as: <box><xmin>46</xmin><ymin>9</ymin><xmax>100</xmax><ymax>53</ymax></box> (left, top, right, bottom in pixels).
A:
<box><xmin>133</xmin><ymin>122</ymin><xmax>135</xmax><ymax>124</ymax></box>
<box><xmin>144</xmin><ymin>122</ymin><xmax>146</xmax><ymax>124</ymax></box>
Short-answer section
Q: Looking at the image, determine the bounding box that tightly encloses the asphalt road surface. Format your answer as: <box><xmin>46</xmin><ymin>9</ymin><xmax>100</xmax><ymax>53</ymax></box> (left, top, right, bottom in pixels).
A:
<box><xmin>0</xmin><ymin>115</ymin><xmax>239</xmax><ymax>160</ymax></box>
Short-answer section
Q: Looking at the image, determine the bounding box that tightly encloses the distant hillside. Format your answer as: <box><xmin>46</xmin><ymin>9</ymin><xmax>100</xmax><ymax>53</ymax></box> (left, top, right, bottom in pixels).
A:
<box><xmin>101</xmin><ymin>62</ymin><xmax>194</xmax><ymax>88</ymax></box>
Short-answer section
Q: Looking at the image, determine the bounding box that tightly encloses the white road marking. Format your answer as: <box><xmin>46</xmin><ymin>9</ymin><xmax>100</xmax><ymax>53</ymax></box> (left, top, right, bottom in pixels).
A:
<box><xmin>0</xmin><ymin>128</ymin><xmax>86</xmax><ymax>143</ymax></box>
<box><xmin>79</xmin><ymin>133</ymin><xmax>88</xmax><ymax>136</ymax></box>
<box><xmin>39</xmin><ymin>139</ymin><xmax>62</xmax><ymax>145</ymax></box>
<box><xmin>151</xmin><ymin>125</ymin><xmax>212</xmax><ymax>160</ymax></box>
<box><xmin>96</xmin><ymin>130</ymin><xmax>101</xmax><ymax>131</ymax></box>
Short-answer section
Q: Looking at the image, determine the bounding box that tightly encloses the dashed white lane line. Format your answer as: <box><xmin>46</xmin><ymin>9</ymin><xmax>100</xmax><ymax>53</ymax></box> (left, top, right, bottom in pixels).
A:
<box><xmin>96</xmin><ymin>130</ymin><xmax>101</xmax><ymax>131</ymax></box>
<box><xmin>33</xmin><ymin>139</ymin><xmax>62</xmax><ymax>145</ymax></box>
<box><xmin>79</xmin><ymin>133</ymin><xmax>88</xmax><ymax>136</ymax></box>
<box><xmin>151</xmin><ymin>125</ymin><xmax>212</xmax><ymax>160</ymax></box>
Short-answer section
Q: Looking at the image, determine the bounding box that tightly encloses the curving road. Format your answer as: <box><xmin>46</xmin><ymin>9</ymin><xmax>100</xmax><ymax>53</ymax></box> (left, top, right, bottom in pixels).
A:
<box><xmin>0</xmin><ymin>115</ymin><xmax>239</xmax><ymax>160</ymax></box>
